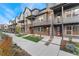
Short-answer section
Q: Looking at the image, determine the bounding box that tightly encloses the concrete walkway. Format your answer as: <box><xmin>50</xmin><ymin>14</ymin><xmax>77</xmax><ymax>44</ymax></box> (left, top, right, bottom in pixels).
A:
<box><xmin>4</xmin><ymin>33</ymin><xmax>74</xmax><ymax>56</ymax></box>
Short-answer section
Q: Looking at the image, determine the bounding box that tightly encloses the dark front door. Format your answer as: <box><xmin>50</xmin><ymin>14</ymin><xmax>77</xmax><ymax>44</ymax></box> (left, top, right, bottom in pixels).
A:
<box><xmin>55</xmin><ymin>25</ymin><xmax>62</xmax><ymax>36</ymax></box>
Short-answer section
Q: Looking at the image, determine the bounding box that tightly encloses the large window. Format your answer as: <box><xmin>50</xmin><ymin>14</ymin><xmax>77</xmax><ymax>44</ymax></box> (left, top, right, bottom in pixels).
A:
<box><xmin>73</xmin><ymin>25</ymin><xmax>79</xmax><ymax>35</ymax></box>
<box><xmin>66</xmin><ymin>26</ymin><xmax>72</xmax><ymax>35</ymax></box>
<box><xmin>64</xmin><ymin>8</ymin><xmax>79</xmax><ymax>18</ymax></box>
<box><xmin>66</xmin><ymin>25</ymin><xmax>79</xmax><ymax>35</ymax></box>
<box><xmin>40</xmin><ymin>27</ymin><xmax>45</xmax><ymax>32</ymax></box>
<box><xmin>56</xmin><ymin>16</ymin><xmax>61</xmax><ymax>23</ymax></box>
<box><xmin>39</xmin><ymin>15</ymin><xmax>44</xmax><ymax>22</ymax></box>
<box><xmin>64</xmin><ymin>10</ymin><xmax>72</xmax><ymax>18</ymax></box>
<box><xmin>73</xmin><ymin>8</ymin><xmax>79</xmax><ymax>16</ymax></box>
<box><xmin>34</xmin><ymin>27</ymin><xmax>45</xmax><ymax>32</ymax></box>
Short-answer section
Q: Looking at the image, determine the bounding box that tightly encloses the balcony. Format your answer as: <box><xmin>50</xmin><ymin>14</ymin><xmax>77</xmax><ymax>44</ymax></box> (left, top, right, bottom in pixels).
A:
<box><xmin>21</xmin><ymin>23</ymin><xmax>25</xmax><ymax>26</ymax></box>
<box><xmin>32</xmin><ymin>15</ymin><xmax>79</xmax><ymax>26</ymax></box>
<box><xmin>54</xmin><ymin>15</ymin><xmax>79</xmax><ymax>24</ymax></box>
<box><xmin>32</xmin><ymin>19</ymin><xmax>51</xmax><ymax>26</ymax></box>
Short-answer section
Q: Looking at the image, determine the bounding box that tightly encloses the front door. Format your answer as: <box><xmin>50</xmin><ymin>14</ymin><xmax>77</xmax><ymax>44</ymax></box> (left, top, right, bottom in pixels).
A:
<box><xmin>55</xmin><ymin>26</ymin><xmax>62</xmax><ymax>36</ymax></box>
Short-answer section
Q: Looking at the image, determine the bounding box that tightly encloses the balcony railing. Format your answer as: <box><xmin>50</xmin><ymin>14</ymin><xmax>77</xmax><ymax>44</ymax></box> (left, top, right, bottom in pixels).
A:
<box><xmin>54</xmin><ymin>15</ymin><xmax>79</xmax><ymax>24</ymax></box>
<box><xmin>32</xmin><ymin>15</ymin><xmax>79</xmax><ymax>26</ymax></box>
<box><xmin>32</xmin><ymin>19</ymin><xmax>51</xmax><ymax>26</ymax></box>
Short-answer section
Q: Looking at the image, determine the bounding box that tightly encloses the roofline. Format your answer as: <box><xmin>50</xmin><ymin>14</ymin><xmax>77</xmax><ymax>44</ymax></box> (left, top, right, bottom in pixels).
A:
<box><xmin>23</xmin><ymin>7</ymin><xmax>32</xmax><ymax>14</ymax></box>
<box><xmin>31</xmin><ymin>8</ymin><xmax>40</xmax><ymax>11</ymax></box>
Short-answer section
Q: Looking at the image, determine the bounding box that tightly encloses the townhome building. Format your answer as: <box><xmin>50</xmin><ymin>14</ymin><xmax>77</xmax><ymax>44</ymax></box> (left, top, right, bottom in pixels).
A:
<box><xmin>18</xmin><ymin>13</ymin><xmax>25</xmax><ymax>34</ymax></box>
<box><xmin>48</xmin><ymin>3</ymin><xmax>79</xmax><ymax>37</ymax></box>
<box><xmin>30</xmin><ymin>8</ymin><xmax>51</xmax><ymax>35</ymax></box>
<box><xmin>3</xmin><ymin>24</ymin><xmax>8</xmax><ymax>32</ymax></box>
<box><xmin>0</xmin><ymin>24</ymin><xmax>5</xmax><ymax>31</ymax></box>
<box><xmin>8</xmin><ymin>19</ymin><xmax>17</xmax><ymax>33</ymax></box>
<box><xmin>23</xmin><ymin>7</ymin><xmax>32</xmax><ymax>34</ymax></box>
<box><xmin>7</xmin><ymin>3</ymin><xmax>79</xmax><ymax>37</ymax></box>
<box><xmin>26</xmin><ymin>3</ymin><xmax>79</xmax><ymax>37</ymax></box>
<box><xmin>25</xmin><ymin>8</ymin><xmax>40</xmax><ymax>34</ymax></box>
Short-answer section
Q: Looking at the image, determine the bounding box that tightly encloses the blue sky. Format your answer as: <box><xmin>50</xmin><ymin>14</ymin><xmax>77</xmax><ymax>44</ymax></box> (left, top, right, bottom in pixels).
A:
<box><xmin>0</xmin><ymin>3</ymin><xmax>47</xmax><ymax>24</ymax></box>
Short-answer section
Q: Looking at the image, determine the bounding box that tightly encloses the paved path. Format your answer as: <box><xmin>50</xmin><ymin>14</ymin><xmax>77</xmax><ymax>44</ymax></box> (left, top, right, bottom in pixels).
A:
<box><xmin>4</xmin><ymin>33</ymin><xmax>74</xmax><ymax>56</ymax></box>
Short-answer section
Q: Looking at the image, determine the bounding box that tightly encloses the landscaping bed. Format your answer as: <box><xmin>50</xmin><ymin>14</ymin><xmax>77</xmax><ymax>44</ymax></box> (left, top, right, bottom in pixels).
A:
<box><xmin>60</xmin><ymin>40</ymin><xmax>79</xmax><ymax>55</ymax></box>
<box><xmin>23</xmin><ymin>35</ymin><xmax>43</xmax><ymax>42</ymax></box>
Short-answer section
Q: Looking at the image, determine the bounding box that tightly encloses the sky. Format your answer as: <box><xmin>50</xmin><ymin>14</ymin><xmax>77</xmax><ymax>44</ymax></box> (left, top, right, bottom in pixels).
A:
<box><xmin>0</xmin><ymin>3</ymin><xmax>47</xmax><ymax>24</ymax></box>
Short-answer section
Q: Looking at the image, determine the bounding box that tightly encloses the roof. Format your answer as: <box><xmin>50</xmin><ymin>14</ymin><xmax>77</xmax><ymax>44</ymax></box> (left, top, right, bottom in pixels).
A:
<box><xmin>31</xmin><ymin>8</ymin><xmax>40</xmax><ymax>11</ymax></box>
<box><xmin>50</xmin><ymin>3</ymin><xmax>79</xmax><ymax>15</ymax></box>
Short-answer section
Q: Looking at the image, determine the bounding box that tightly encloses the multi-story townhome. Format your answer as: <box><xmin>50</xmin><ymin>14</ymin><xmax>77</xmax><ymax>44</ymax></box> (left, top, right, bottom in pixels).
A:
<box><xmin>31</xmin><ymin>8</ymin><xmax>51</xmax><ymax>35</ymax></box>
<box><xmin>18</xmin><ymin>13</ymin><xmax>25</xmax><ymax>34</ymax></box>
<box><xmin>0</xmin><ymin>24</ymin><xmax>5</xmax><ymax>31</ymax></box>
<box><xmin>48</xmin><ymin>3</ymin><xmax>79</xmax><ymax>37</ymax></box>
<box><xmin>15</xmin><ymin>16</ymin><xmax>21</xmax><ymax>33</ymax></box>
<box><xmin>26</xmin><ymin>8</ymin><xmax>40</xmax><ymax>34</ymax></box>
<box><xmin>17</xmin><ymin>8</ymin><xmax>32</xmax><ymax>34</ymax></box>
<box><xmin>7</xmin><ymin>3</ymin><xmax>79</xmax><ymax>37</ymax></box>
<box><xmin>27</xmin><ymin>3</ymin><xmax>79</xmax><ymax>37</ymax></box>
<box><xmin>3</xmin><ymin>24</ymin><xmax>8</xmax><ymax>32</ymax></box>
<box><xmin>8</xmin><ymin>20</ymin><xmax>12</xmax><ymax>33</ymax></box>
<box><xmin>23</xmin><ymin>7</ymin><xmax>33</xmax><ymax>34</ymax></box>
<box><xmin>8</xmin><ymin>19</ymin><xmax>17</xmax><ymax>33</ymax></box>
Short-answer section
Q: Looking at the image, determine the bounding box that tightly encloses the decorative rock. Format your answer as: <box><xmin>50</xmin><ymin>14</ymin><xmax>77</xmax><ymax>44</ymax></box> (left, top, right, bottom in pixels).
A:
<box><xmin>66</xmin><ymin>43</ymin><xmax>76</xmax><ymax>53</ymax></box>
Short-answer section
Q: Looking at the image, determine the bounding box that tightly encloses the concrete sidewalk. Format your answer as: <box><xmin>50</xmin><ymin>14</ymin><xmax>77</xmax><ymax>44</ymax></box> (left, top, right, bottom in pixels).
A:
<box><xmin>4</xmin><ymin>33</ymin><xmax>74</xmax><ymax>56</ymax></box>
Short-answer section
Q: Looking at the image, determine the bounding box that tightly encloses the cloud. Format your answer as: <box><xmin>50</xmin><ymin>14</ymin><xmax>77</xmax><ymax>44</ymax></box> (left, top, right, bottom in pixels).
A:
<box><xmin>28</xmin><ymin>3</ymin><xmax>35</xmax><ymax>9</ymax></box>
<box><xmin>0</xmin><ymin>4</ymin><xmax>16</xmax><ymax>24</ymax></box>
<box><xmin>0</xmin><ymin>4</ymin><xmax>15</xmax><ymax>15</ymax></box>
<box><xmin>20</xmin><ymin>3</ymin><xmax>46</xmax><ymax>11</ymax></box>
<box><xmin>20</xmin><ymin>3</ymin><xmax>35</xmax><ymax>11</ymax></box>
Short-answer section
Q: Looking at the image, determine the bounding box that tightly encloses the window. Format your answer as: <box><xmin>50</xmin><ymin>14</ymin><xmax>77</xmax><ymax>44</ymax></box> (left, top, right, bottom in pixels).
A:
<box><xmin>40</xmin><ymin>27</ymin><xmax>45</xmax><ymax>32</ymax></box>
<box><xmin>39</xmin><ymin>15</ymin><xmax>44</xmax><ymax>22</ymax></box>
<box><xmin>67</xmin><ymin>26</ymin><xmax>71</xmax><ymax>30</ymax></box>
<box><xmin>66</xmin><ymin>26</ymin><xmax>72</xmax><ymax>35</ymax></box>
<box><xmin>65</xmin><ymin>11</ymin><xmax>71</xmax><ymax>18</ymax></box>
<box><xmin>73</xmin><ymin>9</ymin><xmax>79</xmax><ymax>16</ymax></box>
<box><xmin>34</xmin><ymin>27</ymin><xmax>45</xmax><ymax>32</ymax></box>
<box><xmin>37</xmin><ymin>27</ymin><xmax>40</xmax><ymax>32</ymax></box>
<box><xmin>34</xmin><ymin>27</ymin><xmax>40</xmax><ymax>32</ymax></box>
<box><xmin>56</xmin><ymin>16</ymin><xmax>61</xmax><ymax>23</ymax></box>
<box><xmin>73</xmin><ymin>26</ymin><xmax>79</xmax><ymax>35</ymax></box>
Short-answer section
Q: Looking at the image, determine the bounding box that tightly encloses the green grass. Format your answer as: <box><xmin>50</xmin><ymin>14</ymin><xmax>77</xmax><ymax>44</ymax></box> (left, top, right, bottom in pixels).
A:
<box><xmin>16</xmin><ymin>34</ymin><xmax>24</xmax><ymax>37</ymax></box>
<box><xmin>75</xmin><ymin>43</ymin><xmax>79</xmax><ymax>48</ymax></box>
<box><xmin>23</xmin><ymin>35</ymin><xmax>42</xmax><ymax>42</ymax></box>
<box><xmin>0</xmin><ymin>31</ymin><xmax>2</xmax><ymax>35</ymax></box>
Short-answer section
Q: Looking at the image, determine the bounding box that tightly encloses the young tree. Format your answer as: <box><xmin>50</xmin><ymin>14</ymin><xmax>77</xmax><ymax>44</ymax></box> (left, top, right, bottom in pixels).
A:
<box><xmin>15</xmin><ymin>25</ymin><xmax>21</xmax><ymax>34</ymax></box>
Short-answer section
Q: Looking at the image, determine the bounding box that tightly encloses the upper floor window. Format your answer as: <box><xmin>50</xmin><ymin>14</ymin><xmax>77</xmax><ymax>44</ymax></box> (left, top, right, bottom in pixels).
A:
<box><xmin>39</xmin><ymin>15</ymin><xmax>44</xmax><ymax>22</ymax></box>
<box><xmin>64</xmin><ymin>8</ymin><xmax>79</xmax><ymax>18</ymax></box>
<box><xmin>64</xmin><ymin>11</ymin><xmax>72</xmax><ymax>18</ymax></box>
<box><xmin>56</xmin><ymin>16</ymin><xmax>61</xmax><ymax>23</ymax></box>
<box><xmin>73</xmin><ymin>9</ymin><xmax>79</xmax><ymax>16</ymax></box>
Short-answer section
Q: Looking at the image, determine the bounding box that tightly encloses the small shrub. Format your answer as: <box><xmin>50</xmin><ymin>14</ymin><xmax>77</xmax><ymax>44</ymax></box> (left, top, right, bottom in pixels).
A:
<box><xmin>23</xmin><ymin>35</ymin><xmax>42</xmax><ymax>42</ymax></box>
<box><xmin>69</xmin><ymin>37</ymin><xmax>72</xmax><ymax>43</ymax></box>
<box><xmin>16</xmin><ymin>34</ymin><xmax>24</xmax><ymax>37</ymax></box>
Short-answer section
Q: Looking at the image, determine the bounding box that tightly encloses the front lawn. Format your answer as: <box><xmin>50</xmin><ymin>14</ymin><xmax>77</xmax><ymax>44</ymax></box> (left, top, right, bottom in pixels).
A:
<box><xmin>23</xmin><ymin>35</ymin><xmax>42</xmax><ymax>42</ymax></box>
